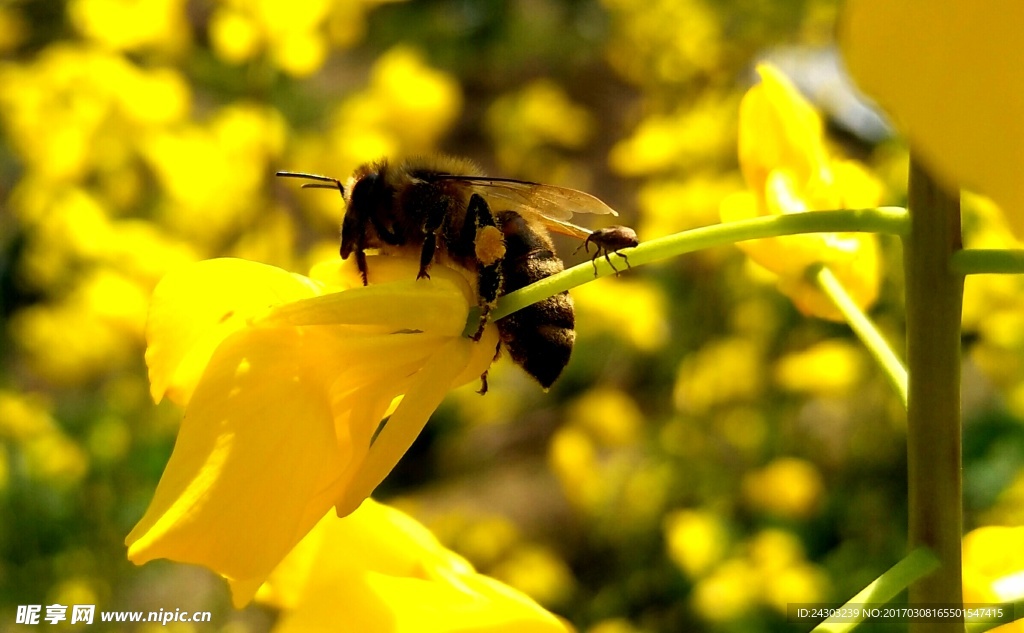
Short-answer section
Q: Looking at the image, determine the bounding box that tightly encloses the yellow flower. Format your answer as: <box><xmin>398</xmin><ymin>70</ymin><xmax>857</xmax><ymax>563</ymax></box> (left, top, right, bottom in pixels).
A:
<box><xmin>126</xmin><ymin>255</ymin><xmax>498</xmax><ymax>603</ymax></box>
<box><xmin>742</xmin><ymin>457</ymin><xmax>824</xmax><ymax>520</ymax></box>
<box><xmin>664</xmin><ymin>509</ymin><xmax>730</xmax><ymax>578</ymax></box>
<box><xmin>256</xmin><ymin>500</ymin><xmax>570</xmax><ymax>632</ymax></box>
<box><xmin>841</xmin><ymin>0</ymin><xmax>1024</xmax><ymax>237</ymax></box>
<box><xmin>68</xmin><ymin>0</ymin><xmax>190</xmax><ymax>55</ymax></box>
<box><xmin>485</xmin><ymin>79</ymin><xmax>594</xmax><ymax>178</ymax></box>
<box><xmin>720</xmin><ymin>64</ymin><xmax>882</xmax><ymax>321</ymax></box>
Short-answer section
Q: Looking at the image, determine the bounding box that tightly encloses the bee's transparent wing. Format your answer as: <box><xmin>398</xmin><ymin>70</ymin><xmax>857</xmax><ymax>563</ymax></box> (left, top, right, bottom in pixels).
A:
<box><xmin>455</xmin><ymin>178</ymin><xmax>618</xmax><ymax>222</ymax></box>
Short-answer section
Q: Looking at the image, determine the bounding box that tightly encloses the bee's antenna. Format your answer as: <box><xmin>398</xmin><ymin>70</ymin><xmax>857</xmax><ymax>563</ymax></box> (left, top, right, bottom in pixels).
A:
<box><xmin>276</xmin><ymin>171</ymin><xmax>345</xmax><ymax>195</ymax></box>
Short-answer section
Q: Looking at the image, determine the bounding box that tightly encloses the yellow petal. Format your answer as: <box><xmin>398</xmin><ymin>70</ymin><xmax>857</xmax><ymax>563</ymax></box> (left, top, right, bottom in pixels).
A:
<box><xmin>146</xmin><ymin>258</ymin><xmax>320</xmax><ymax>405</ymax></box>
<box><xmin>738</xmin><ymin>64</ymin><xmax>826</xmax><ymax>191</ymax></box>
<box><xmin>264</xmin><ymin>278</ymin><xmax>469</xmax><ymax>334</ymax></box>
<box><xmin>127</xmin><ymin>327</ymin><xmax>358</xmax><ymax>592</ymax></box>
<box><xmin>262</xmin><ymin>501</ymin><xmax>569</xmax><ymax>633</ymax></box>
<box><xmin>840</xmin><ymin>0</ymin><xmax>1024</xmax><ymax>235</ymax></box>
<box><xmin>724</xmin><ymin>63</ymin><xmax>882</xmax><ymax>321</ymax></box>
<box><xmin>334</xmin><ymin>331</ymin><xmax>493</xmax><ymax>517</ymax></box>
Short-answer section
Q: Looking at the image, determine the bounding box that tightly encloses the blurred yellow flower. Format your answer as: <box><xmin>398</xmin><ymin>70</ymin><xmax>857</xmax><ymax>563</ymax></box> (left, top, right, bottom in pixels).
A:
<box><xmin>746</xmin><ymin>529</ymin><xmax>831</xmax><ymax>613</ymax></box>
<box><xmin>486</xmin><ymin>79</ymin><xmax>594</xmax><ymax>179</ymax></box>
<box><xmin>635</xmin><ymin>173</ymin><xmax>744</xmax><ymax>240</ymax></box>
<box><xmin>490</xmin><ymin>544</ymin><xmax>576</xmax><ymax>608</ymax></box>
<box><xmin>664</xmin><ymin>509</ymin><xmax>730</xmax><ymax>578</ymax></box>
<box><xmin>126</xmin><ymin>255</ymin><xmax>498</xmax><ymax>603</ymax></box>
<box><xmin>207</xmin><ymin>0</ymin><xmax>329</xmax><ymax>76</ymax></box>
<box><xmin>746</xmin><ymin>528</ymin><xmax>804</xmax><ymax>574</ymax></box>
<box><xmin>548</xmin><ymin>425</ymin><xmax>600</xmax><ymax>510</ymax></box>
<box><xmin>841</xmin><ymin>0</ymin><xmax>1024</xmax><ymax>237</ymax></box>
<box><xmin>742</xmin><ymin>457</ymin><xmax>824</xmax><ymax>520</ymax></box>
<box><xmin>774</xmin><ymin>340</ymin><xmax>866</xmax><ymax>396</ymax></box>
<box><xmin>674</xmin><ymin>337</ymin><xmax>764</xmax><ymax>415</ymax></box>
<box><xmin>608</xmin><ymin>94</ymin><xmax>737</xmax><ymax>177</ymax></box>
<box><xmin>142</xmin><ymin>103</ymin><xmax>285</xmax><ymax>244</ymax></box>
<box><xmin>573</xmin><ymin>278</ymin><xmax>668</xmax><ymax>352</ymax></box>
<box><xmin>0</xmin><ymin>392</ymin><xmax>89</xmax><ymax>488</ymax></box>
<box><xmin>720</xmin><ymin>64</ymin><xmax>882</xmax><ymax>321</ymax></box>
<box><xmin>602</xmin><ymin>0</ymin><xmax>722</xmax><ymax>87</ymax></box>
<box><xmin>763</xmin><ymin>562</ymin><xmax>831</xmax><ymax>615</ymax></box>
<box><xmin>444</xmin><ymin>513</ymin><xmax>522</xmax><ymax>570</ymax></box>
<box><xmin>208</xmin><ymin>0</ymin><xmax>395</xmax><ymax>73</ymax></box>
<box><xmin>690</xmin><ymin>558</ymin><xmax>758</xmax><ymax>622</ymax></box>
<box><xmin>551</xmin><ymin>390</ymin><xmax>653</xmax><ymax>521</ymax></box>
<box><xmin>10</xmin><ymin>270</ymin><xmax>149</xmax><ymax>386</ymax></box>
<box><xmin>314</xmin><ymin>46</ymin><xmax>462</xmax><ymax>180</ymax></box>
<box><xmin>0</xmin><ymin>45</ymin><xmax>190</xmax><ymax>183</ymax></box>
<box><xmin>68</xmin><ymin>0</ymin><xmax>190</xmax><ymax>55</ymax></box>
<box><xmin>256</xmin><ymin>500</ymin><xmax>570</xmax><ymax>632</ymax></box>
<box><xmin>566</xmin><ymin>389</ymin><xmax>643</xmax><ymax>448</ymax></box>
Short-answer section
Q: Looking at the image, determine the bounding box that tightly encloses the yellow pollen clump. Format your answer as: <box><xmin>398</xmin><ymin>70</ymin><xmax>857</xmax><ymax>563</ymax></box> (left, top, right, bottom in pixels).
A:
<box><xmin>474</xmin><ymin>225</ymin><xmax>506</xmax><ymax>266</ymax></box>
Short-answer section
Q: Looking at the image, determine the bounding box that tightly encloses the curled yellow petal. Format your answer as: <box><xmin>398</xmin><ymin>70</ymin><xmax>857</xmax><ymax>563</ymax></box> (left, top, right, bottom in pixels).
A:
<box><xmin>145</xmin><ymin>258</ymin><xmax>321</xmax><ymax>406</ymax></box>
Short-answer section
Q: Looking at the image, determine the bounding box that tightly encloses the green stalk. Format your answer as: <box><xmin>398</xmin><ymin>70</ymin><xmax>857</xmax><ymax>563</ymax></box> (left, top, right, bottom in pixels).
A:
<box><xmin>486</xmin><ymin>206</ymin><xmax>908</xmax><ymax>325</ymax></box>
<box><xmin>903</xmin><ymin>155</ymin><xmax>964</xmax><ymax>631</ymax></box>
<box><xmin>813</xmin><ymin>265</ymin><xmax>908</xmax><ymax>408</ymax></box>
<box><xmin>952</xmin><ymin>249</ymin><xmax>1024</xmax><ymax>275</ymax></box>
<box><xmin>812</xmin><ymin>547</ymin><xmax>939</xmax><ymax>633</ymax></box>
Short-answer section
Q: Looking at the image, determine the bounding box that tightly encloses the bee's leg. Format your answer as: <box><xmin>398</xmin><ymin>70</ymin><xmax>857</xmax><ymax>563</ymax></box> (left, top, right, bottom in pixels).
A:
<box><xmin>465</xmin><ymin>194</ymin><xmax>504</xmax><ymax>341</ymax></box>
<box><xmin>355</xmin><ymin>249</ymin><xmax>369</xmax><ymax>285</ymax></box>
<box><xmin>476</xmin><ymin>342</ymin><xmax>502</xmax><ymax>395</ymax></box>
<box><xmin>473</xmin><ymin>262</ymin><xmax>502</xmax><ymax>340</ymax></box>
<box><xmin>417</xmin><ymin>235</ymin><xmax>436</xmax><ymax>280</ymax></box>
<box><xmin>417</xmin><ymin>200</ymin><xmax>451</xmax><ymax>280</ymax></box>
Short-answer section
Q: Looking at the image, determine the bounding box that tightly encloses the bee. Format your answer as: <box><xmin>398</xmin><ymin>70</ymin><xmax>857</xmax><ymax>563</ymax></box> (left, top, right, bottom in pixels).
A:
<box><xmin>277</xmin><ymin>155</ymin><xmax>619</xmax><ymax>390</ymax></box>
<box><xmin>574</xmin><ymin>225</ymin><xmax>639</xmax><ymax>276</ymax></box>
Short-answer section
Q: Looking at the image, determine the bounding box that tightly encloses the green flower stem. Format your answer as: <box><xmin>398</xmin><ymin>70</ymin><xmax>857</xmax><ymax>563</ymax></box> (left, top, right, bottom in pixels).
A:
<box><xmin>903</xmin><ymin>155</ymin><xmax>964</xmax><ymax>631</ymax></box>
<box><xmin>812</xmin><ymin>265</ymin><xmax>908</xmax><ymax>408</ymax></box>
<box><xmin>812</xmin><ymin>547</ymin><xmax>939</xmax><ymax>633</ymax></box>
<box><xmin>952</xmin><ymin>249</ymin><xmax>1024</xmax><ymax>275</ymax></box>
<box><xmin>486</xmin><ymin>206</ymin><xmax>908</xmax><ymax>324</ymax></box>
